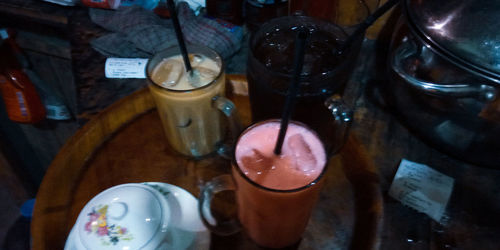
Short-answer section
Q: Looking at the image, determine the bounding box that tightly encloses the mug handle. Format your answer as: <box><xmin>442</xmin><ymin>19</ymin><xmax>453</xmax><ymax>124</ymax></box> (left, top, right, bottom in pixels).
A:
<box><xmin>324</xmin><ymin>95</ymin><xmax>353</xmax><ymax>154</ymax></box>
<box><xmin>212</xmin><ymin>95</ymin><xmax>242</xmax><ymax>159</ymax></box>
<box><xmin>198</xmin><ymin>174</ymin><xmax>241</xmax><ymax>235</ymax></box>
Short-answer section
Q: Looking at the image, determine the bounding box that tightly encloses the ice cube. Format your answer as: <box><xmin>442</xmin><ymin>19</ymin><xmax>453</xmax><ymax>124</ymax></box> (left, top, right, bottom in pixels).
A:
<box><xmin>196</xmin><ymin>66</ymin><xmax>218</xmax><ymax>79</ymax></box>
<box><xmin>240</xmin><ymin>149</ymin><xmax>273</xmax><ymax>172</ymax></box>
<box><xmin>152</xmin><ymin>59</ymin><xmax>183</xmax><ymax>88</ymax></box>
<box><xmin>188</xmin><ymin>66</ymin><xmax>218</xmax><ymax>88</ymax></box>
<box><xmin>288</xmin><ymin>134</ymin><xmax>317</xmax><ymax>172</ymax></box>
<box><xmin>189</xmin><ymin>54</ymin><xmax>204</xmax><ymax>67</ymax></box>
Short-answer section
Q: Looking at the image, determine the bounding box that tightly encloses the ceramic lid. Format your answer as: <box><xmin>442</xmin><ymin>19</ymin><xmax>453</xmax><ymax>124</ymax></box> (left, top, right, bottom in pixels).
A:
<box><xmin>75</xmin><ymin>184</ymin><xmax>169</xmax><ymax>249</ymax></box>
<box><xmin>406</xmin><ymin>0</ymin><xmax>500</xmax><ymax>81</ymax></box>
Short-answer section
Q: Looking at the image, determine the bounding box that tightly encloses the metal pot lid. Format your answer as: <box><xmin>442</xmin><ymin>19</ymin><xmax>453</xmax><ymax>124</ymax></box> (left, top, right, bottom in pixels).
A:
<box><xmin>405</xmin><ymin>0</ymin><xmax>500</xmax><ymax>82</ymax></box>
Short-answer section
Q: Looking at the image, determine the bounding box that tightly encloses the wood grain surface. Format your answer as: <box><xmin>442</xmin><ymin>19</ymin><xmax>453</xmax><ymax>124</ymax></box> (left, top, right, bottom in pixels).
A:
<box><xmin>31</xmin><ymin>75</ymin><xmax>383</xmax><ymax>250</ymax></box>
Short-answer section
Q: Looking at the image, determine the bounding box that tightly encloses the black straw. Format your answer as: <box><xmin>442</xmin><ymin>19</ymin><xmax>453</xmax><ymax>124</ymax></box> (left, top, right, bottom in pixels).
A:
<box><xmin>167</xmin><ymin>0</ymin><xmax>192</xmax><ymax>73</ymax></box>
<box><xmin>274</xmin><ymin>29</ymin><xmax>308</xmax><ymax>155</ymax></box>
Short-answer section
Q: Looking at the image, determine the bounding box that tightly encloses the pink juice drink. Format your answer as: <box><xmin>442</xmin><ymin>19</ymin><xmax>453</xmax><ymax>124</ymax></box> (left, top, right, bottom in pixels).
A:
<box><xmin>232</xmin><ymin>120</ymin><xmax>327</xmax><ymax>248</ymax></box>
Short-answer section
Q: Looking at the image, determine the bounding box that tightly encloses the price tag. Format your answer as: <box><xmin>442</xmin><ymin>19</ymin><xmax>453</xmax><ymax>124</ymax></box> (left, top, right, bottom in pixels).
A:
<box><xmin>105</xmin><ymin>58</ymin><xmax>149</xmax><ymax>79</ymax></box>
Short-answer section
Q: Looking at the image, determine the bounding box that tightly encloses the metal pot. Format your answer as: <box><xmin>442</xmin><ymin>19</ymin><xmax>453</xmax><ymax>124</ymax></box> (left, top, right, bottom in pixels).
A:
<box><xmin>388</xmin><ymin>0</ymin><xmax>500</xmax><ymax>167</ymax></box>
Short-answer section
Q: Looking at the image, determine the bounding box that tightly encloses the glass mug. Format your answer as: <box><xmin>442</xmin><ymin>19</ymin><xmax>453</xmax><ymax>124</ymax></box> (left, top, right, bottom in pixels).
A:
<box><xmin>246</xmin><ymin>15</ymin><xmax>362</xmax><ymax>153</ymax></box>
<box><xmin>147</xmin><ymin>44</ymin><xmax>238</xmax><ymax>157</ymax></box>
<box><xmin>199</xmin><ymin>98</ymin><xmax>351</xmax><ymax>248</ymax></box>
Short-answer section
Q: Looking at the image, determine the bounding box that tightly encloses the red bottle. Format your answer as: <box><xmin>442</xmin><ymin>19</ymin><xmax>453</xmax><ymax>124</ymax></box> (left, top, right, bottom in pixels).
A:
<box><xmin>0</xmin><ymin>29</ymin><xmax>45</xmax><ymax>123</ymax></box>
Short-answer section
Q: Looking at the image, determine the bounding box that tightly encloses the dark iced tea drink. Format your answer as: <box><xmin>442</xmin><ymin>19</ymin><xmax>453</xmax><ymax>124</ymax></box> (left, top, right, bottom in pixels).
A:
<box><xmin>247</xmin><ymin>15</ymin><xmax>361</xmax><ymax>152</ymax></box>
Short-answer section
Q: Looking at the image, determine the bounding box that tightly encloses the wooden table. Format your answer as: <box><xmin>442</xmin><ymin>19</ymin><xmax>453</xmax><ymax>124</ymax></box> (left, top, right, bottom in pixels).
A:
<box><xmin>12</xmin><ymin>1</ymin><xmax>499</xmax><ymax>247</ymax></box>
<box><xmin>31</xmin><ymin>75</ymin><xmax>383</xmax><ymax>250</ymax></box>
<box><xmin>32</xmin><ymin>33</ymin><xmax>500</xmax><ymax>249</ymax></box>
<box><xmin>32</xmin><ymin>63</ymin><xmax>500</xmax><ymax>250</ymax></box>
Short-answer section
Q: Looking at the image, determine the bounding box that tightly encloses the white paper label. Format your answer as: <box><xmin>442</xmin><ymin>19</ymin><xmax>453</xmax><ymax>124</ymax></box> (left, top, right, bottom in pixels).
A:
<box><xmin>389</xmin><ymin>159</ymin><xmax>454</xmax><ymax>223</ymax></box>
<box><xmin>105</xmin><ymin>58</ymin><xmax>148</xmax><ymax>79</ymax></box>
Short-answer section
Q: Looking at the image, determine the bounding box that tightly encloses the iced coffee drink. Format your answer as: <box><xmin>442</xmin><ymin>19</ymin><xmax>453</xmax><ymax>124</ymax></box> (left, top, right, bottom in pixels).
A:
<box><xmin>147</xmin><ymin>45</ymin><xmax>226</xmax><ymax>157</ymax></box>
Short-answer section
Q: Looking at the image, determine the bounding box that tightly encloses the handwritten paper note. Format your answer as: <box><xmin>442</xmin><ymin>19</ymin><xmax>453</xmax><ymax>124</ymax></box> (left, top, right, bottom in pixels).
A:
<box><xmin>389</xmin><ymin>159</ymin><xmax>454</xmax><ymax>223</ymax></box>
<box><xmin>105</xmin><ymin>58</ymin><xmax>148</xmax><ymax>79</ymax></box>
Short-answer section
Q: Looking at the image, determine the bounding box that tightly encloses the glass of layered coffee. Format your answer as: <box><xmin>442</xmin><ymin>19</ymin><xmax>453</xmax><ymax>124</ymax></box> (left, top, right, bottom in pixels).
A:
<box><xmin>147</xmin><ymin>44</ymin><xmax>236</xmax><ymax>157</ymax></box>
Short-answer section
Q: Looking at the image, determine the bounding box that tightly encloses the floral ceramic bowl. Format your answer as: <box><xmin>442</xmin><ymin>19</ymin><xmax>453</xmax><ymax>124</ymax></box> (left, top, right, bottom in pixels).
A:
<box><xmin>65</xmin><ymin>183</ymin><xmax>210</xmax><ymax>250</ymax></box>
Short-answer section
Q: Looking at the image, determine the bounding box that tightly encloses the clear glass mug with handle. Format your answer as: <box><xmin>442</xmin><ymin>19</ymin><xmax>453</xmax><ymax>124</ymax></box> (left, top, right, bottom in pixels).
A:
<box><xmin>246</xmin><ymin>14</ymin><xmax>362</xmax><ymax>154</ymax></box>
<box><xmin>198</xmin><ymin>97</ymin><xmax>352</xmax><ymax>248</ymax></box>
<box><xmin>146</xmin><ymin>44</ymin><xmax>240</xmax><ymax>158</ymax></box>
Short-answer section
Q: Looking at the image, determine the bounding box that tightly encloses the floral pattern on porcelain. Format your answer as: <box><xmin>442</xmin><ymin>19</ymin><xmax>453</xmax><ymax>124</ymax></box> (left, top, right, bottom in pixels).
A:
<box><xmin>84</xmin><ymin>204</ymin><xmax>133</xmax><ymax>246</ymax></box>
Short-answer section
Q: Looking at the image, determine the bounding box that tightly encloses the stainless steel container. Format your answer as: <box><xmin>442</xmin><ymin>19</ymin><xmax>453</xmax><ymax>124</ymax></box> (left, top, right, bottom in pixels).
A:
<box><xmin>388</xmin><ymin>0</ymin><xmax>500</xmax><ymax>167</ymax></box>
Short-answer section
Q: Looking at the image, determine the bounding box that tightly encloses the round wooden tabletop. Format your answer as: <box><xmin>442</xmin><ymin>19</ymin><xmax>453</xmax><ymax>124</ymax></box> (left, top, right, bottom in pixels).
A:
<box><xmin>31</xmin><ymin>75</ymin><xmax>383</xmax><ymax>250</ymax></box>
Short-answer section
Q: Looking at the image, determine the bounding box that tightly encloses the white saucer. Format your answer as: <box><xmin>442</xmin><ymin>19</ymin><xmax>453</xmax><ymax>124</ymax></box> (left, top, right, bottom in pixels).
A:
<box><xmin>143</xmin><ymin>182</ymin><xmax>210</xmax><ymax>250</ymax></box>
<box><xmin>65</xmin><ymin>182</ymin><xmax>210</xmax><ymax>250</ymax></box>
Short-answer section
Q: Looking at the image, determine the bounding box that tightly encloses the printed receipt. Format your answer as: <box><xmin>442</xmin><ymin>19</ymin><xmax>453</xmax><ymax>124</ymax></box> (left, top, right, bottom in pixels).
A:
<box><xmin>105</xmin><ymin>58</ymin><xmax>149</xmax><ymax>78</ymax></box>
<box><xmin>389</xmin><ymin>159</ymin><xmax>454</xmax><ymax>223</ymax></box>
